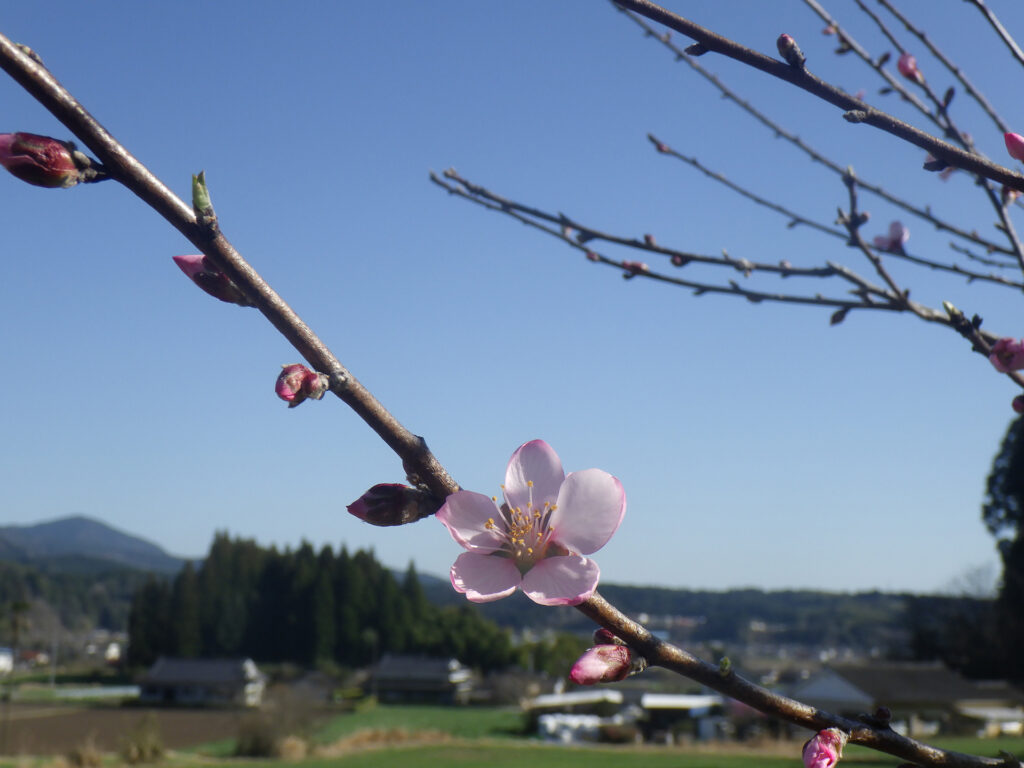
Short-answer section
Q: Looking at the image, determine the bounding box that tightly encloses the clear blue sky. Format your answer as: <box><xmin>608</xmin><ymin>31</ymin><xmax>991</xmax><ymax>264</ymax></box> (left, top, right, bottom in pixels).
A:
<box><xmin>3</xmin><ymin>1</ymin><xmax>1024</xmax><ymax>594</ymax></box>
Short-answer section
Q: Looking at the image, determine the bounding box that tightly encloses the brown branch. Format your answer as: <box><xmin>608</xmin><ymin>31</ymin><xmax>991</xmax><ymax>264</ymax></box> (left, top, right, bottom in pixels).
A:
<box><xmin>0</xmin><ymin>33</ymin><xmax>460</xmax><ymax>505</ymax></box>
<box><xmin>578</xmin><ymin>592</ymin><xmax>1013</xmax><ymax>768</ymax></box>
<box><xmin>615</xmin><ymin>3</ymin><xmax>1018</xmax><ymax>259</ymax></box>
<box><xmin>611</xmin><ymin>0</ymin><xmax>1024</xmax><ymax>193</ymax></box>
<box><xmin>431</xmin><ymin>169</ymin><xmax>990</xmax><ymax>332</ymax></box>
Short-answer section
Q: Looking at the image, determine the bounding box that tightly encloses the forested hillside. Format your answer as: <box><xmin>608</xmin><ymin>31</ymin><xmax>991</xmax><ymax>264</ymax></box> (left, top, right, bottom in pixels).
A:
<box><xmin>127</xmin><ymin>534</ymin><xmax>514</xmax><ymax>670</ymax></box>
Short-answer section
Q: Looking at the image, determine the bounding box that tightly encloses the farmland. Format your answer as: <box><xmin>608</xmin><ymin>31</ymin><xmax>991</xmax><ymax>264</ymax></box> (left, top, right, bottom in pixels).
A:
<box><xmin>0</xmin><ymin>702</ymin><xmax>1022</xmax><ymax>768</ymax></box>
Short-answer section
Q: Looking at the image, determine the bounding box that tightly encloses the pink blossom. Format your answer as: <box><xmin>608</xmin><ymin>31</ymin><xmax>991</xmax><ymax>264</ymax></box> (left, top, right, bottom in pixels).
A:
<box><xmin>275</xmin><ymin>363</ymin><xmax>329</xmax><ymax>407</ymax></box>
<box><xmin>989</xmin><ymin>338</ymin><xmax>1024</xmax><ymax>373</ymax></box>
<box><xmin>436</xmin><ymin>440</ymin><xmax>626</xmax><ymax>606</ymax></box>
<box><xmin>872</xmin><ymin>221</ymin><xmax>909</xmax><ymax>252</ymax></box>
<box><xmin>1005</xmin><ymin>133</ymin><xmax>1024</xmax><ymax>163</ymax></box>
<box><xmin>802</xmin><ymin>728</ymin><xmax>848</xmax><ymax>768</ymax></box>
<box><xmin>569</xmin><ymin>644</ymin><xmax>634</xmax><ymax>685</ymax></box>
<box><xmin>172</xmin><ymin>254</ymin><xmax>253</xmax><ymax>307</ymax></box>
<box><xmin>897</xmin><ymin>52</ymin><xmax>923</xmax><ymax>83</ymax></box>
<box><xmin>0</xmin><ymin>132</ymin><xmax>79</xmax><ymax>188</ymax></box>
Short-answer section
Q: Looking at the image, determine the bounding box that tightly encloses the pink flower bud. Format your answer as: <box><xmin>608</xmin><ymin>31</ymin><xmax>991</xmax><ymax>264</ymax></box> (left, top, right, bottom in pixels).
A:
<box><xmin>622</xmin><ymin>261</ymin><xmax>649</xmax><ymax>275</ymax></box>
<box><xmin>585</xmin><ymin>250</ymin><xmax>600</xmax><ymax>262</ymax></box>
<box><xmin>275</xmin><ymin>363</ymin><xmax>329</xmax><ymax>407</ymax></box>
<box><xmin>1005</xmin><ymin>133</ymin><xmax>1024</xmax><ymax>163</ymax></box>
<box><xmin>1012</xmin><ymin>395</ymin><xmax>1024</xmax><ymax>414</ymax></box>
<box><xmin>593</xmin><ymin>628</ymin><xmax>624</xmax><ymax>646</ymax></box>
<box><xmin>802</xmin><ymin>728</ymin><xmax>848</xmax><ymax>768</ymax></box>
<box><xmin>777</xmin><ymin>34</ymin><xmax>806</xmax><ymax>68</ymax></box>
<box><xmin>897</xmin><ymin>52</ymin><xmax>923</xmax><ymax>83</ymax></box>
<box><xmin>569</xmin><ymin>645</ymin><xmax>635</xmax><ymax>685</ymax></box>
<box><xmin>0</xmin><ymin>132</ymin><xmax>80</xmax><ymax>188</ymax></box>
<box><xmin>670</xmin><ymin>254</ymin><xmax>689</xmax><ymax>267</ymax></box>
<box><xmin>347</xmin><ymin>483</ymin><xmax>434</xmax><ymax>527</ymax></box>
<box><xmin>654</xmin><ymin>141</ymin><xmax>669</xmax><ymax>153</ymax></box>
<box><xmin>989</xmin><ymin>338</ymin><xmax>1024</xmax><ymax>373</ymax></box>
<box><xmin>643</xmin><ymin>234</ymin><xmax>656</xmax><ymax>247</ymax></box>
<box><xmin>172</xmin><ymin>254</ymin><xmax>253</xmax><ymax>307</ymax></box>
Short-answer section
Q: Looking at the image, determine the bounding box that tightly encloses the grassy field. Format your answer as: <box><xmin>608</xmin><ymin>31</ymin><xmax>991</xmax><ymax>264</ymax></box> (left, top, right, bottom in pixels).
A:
<box><xmin>2</xmin><ymin>701</ymin><xmax>1022</xmax><ymax>768</ymax></box>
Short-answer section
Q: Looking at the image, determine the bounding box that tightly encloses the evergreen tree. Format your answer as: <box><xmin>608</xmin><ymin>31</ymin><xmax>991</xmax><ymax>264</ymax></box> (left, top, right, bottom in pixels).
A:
<box><xmin>127</xmin><ymin>576</ymin><xmax>171</xmax><ymax>667</ymax></box>
<box><xmin>982</xmin><ymin>414</ymin><xmax>1024</xmax><ymax>680</ymax></box>
<box><xmin>170</xmin><ymin>562</ymin><xmax>201</xmax><ymax>657</ymax></box>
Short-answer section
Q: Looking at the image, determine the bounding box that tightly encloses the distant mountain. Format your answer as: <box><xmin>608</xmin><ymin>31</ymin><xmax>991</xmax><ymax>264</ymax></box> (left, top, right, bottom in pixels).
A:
<box><xmin>0</xmin><ymin>515</ymin><xmax>186</xmax><ymax>574</ymax></box>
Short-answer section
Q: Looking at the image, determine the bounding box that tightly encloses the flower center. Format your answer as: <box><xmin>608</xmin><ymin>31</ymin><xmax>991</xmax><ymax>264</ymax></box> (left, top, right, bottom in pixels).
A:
<box><xmin>486</xmin><ymin>480</ymin><xmax>556</xmax><ymax>570</ymax></box>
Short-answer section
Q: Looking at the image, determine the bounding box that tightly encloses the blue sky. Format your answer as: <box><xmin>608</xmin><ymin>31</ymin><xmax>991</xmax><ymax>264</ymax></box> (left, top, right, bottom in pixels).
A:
<box><xmin>3</xmin><ymin>2</ymin><xmax>1024</xmax><ymax>594</ymax></box>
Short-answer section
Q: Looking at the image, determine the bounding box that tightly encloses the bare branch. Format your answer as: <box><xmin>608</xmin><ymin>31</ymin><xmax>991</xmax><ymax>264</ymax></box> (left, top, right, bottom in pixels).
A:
<box><xmin>0</xmin><ymin>32</ymin><xmax>460</xmax><ymax>505</ymax></box>
<box><xmin>648</xmin><ymin>134</ymin><xmax>1024</xmax><ymax>289</ymax></box>
<box><xmin>611</xmin><ymin>0</ymin><xmax>1024</xmax><ymax>193</ymax></box>
<box><xmin>616</xmin><ymin>3</ymin><xmax>1019</xmax><ymax>259</ymax></box>
<box><xmin>965</xmin><ymin>0</ymin><xmax>1024</xmax><ymax>71</ymax></box>
<box><xmin>579</xmin><ymin>592</ymin><xmax>1013</xmax><ymax>768</ymax></box>
<box><xmin>876</xmin><ymin>0</ymin><xmax>1010</xmax><ymax>135</ymax></box>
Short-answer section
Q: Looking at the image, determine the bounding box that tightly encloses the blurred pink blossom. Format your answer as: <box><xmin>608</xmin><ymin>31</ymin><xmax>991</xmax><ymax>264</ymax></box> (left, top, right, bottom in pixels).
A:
<box><xmin>897</xmin><ymin>52</ymin><xmax>923</xmax><ymax>83</ymax></box>
<box><xmin>872</xmin><ymin>221</ymin><xmax>909</xmax><ymax>252</ymax></box>
<box><xmin>989</xmin><ymin>339</ymin><xmax>1024</xmax><ymax>373</ymax></box>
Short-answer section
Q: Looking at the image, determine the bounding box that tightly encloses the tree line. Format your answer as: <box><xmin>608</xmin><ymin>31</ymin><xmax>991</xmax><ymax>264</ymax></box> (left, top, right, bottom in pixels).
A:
<box><xmin>127</xmin><ymin>534</ymin><xmax>515</xmax><ymax>670</ymax></box>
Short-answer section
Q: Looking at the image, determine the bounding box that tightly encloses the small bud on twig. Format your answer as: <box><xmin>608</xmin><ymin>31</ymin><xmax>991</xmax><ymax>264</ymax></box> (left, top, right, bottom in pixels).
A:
<box><xmin>0</xmin><ymin>132</ymin><xmax>89</xmax><ymax>188</ymax></box>
<box><xmin>172</xmin><ymin>254</ymin><xmax>254</xmax><ymax>307</ymax></box>
<box><xmin>897</xmin><ymin>52</ymin><xmax>925</xmax><ymax>85</ymax></box>
<box><xmin>776</xmin><ymin>34</ymin><xmax>806</xmax><ymax>68</ymax></box>
<box><xmin>275</xmin><ymin>363</ymin><xmax>329</xmax><ymax>407</ymax></box>
<box><xmin>347</xmin><ymin>483</ymin><xmax>438</xmax><ymax>527</ymax></box>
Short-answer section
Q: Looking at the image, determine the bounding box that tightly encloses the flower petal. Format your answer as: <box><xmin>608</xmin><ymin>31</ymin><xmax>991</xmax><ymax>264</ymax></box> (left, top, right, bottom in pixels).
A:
<box><xmin>521</xmin><ymin>555</ymin><xmax>599</xmax><ymax>606</ymax></box>
<box><xmin>504</xmin><ymin>439</ymin><xmax>564</xmax><ymax>513</ymax></box>
<box><xmin>436</xmin><ymin>491</ymin><xmax>504</xmax><ymax>552</ymax></box>
<box><xmin>450</xmin><ymin>552</ymin><xmax>520</xmax><ymax>602</ymax></box>
<box><xmin>550</xmin><ymin>469</ymin><xmax>626</xmax><ymax>555</ymax></box>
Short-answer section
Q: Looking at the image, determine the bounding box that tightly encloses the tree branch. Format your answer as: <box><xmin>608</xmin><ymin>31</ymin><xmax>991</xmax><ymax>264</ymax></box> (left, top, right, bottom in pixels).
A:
<box><xmin>0</xmin><ymin>32</ymin><xmax>459</xmax><ymax>504</ymax></box>
<box><xmin>611</xmin><ymin>0</ymin><xmax>1024</xmax><ymax>193</ymax></box>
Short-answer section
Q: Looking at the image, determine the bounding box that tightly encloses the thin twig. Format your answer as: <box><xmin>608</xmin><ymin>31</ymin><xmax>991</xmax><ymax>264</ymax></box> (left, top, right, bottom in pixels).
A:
<box><xmin>648</xmin><ymin>134</ymin><xmax>1024</xmax><ymax>289</ymax></box>
<box><xmin>611</xmin><ymin>0</ymin><xmax>1024</xmax><ymax>193</ymax></box>
<box><xmin>432</xmin><ymin>169</ymin><xmax>979</xmax><ymax>332</ymax></box>
<box><xmin>876</xmin><ymin>0</ymin><xmax>1010</xmax><ymax>135</ymax></box>
<box><xmin>615</xmin><ymin>3</ymin><xmax>1018</xmax><ymax>258</ymax></box>
<box><xmin>965</xmin><ymin>0</ymin><xmax>1024</xmax><ymax>71</ymax></box>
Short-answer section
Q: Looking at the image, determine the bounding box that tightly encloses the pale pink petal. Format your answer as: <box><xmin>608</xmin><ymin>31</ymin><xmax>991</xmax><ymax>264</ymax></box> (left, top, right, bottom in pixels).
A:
<box><xmin>550</xmin><ymin>469</ymin><xmax>626</xmax><ymax>554</ymax></box>
<box><xmin>436</xmin><ymin>491</ymin><xmax>504</xmax><ymax>553</ymax></box>
<box><xmin>521</xmin><ymin>555</ymin><xmax>599</xmax><ymax>606</ymax></box>
<box><xmin>504</xmin><ymin>439</ymin><xmax>564</xmax><ymax>513</ymax></box>
<box><xmin>450</xmin><ymin>552</ymin><xmax>520</xmax><ymax>602</ymax></box>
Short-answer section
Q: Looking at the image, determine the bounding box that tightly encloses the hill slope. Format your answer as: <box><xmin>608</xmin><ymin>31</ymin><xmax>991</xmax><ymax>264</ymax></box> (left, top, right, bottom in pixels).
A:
<box><xmin>0</xmin><ymin>515</ymin><xmax>186</xmax><ymax>574</ymax></box>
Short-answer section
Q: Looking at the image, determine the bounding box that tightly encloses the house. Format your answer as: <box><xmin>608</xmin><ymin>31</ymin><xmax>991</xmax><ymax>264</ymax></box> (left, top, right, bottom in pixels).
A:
<box><xmin>368</xmin><ymin>654</ymin><xmax>473</xmax><ymax>704</ymax></box>
<box><xmin>138</xmin><ymin>657</ymin><xmax>266</xmax><ymax>707</ymax></box>
<box><xmin>639</xmin><ymin>693</ymin><xmax>726</xmax><ymax>743</ymax></box>
<box><xmin>790</xmin><ymin>662</ymin><xmax>1024</xmax><ymax>737</ymax></box>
